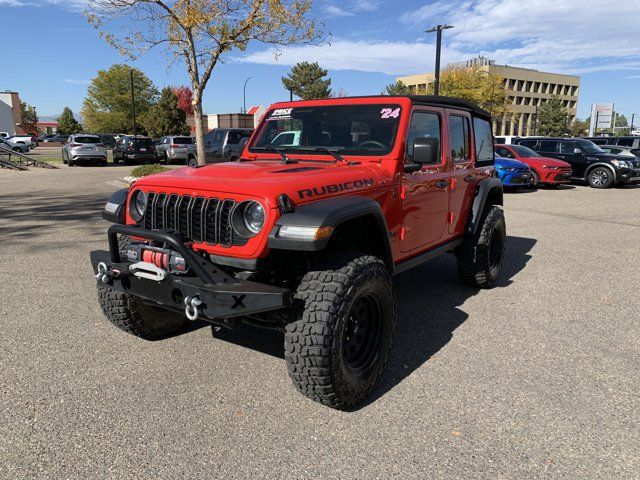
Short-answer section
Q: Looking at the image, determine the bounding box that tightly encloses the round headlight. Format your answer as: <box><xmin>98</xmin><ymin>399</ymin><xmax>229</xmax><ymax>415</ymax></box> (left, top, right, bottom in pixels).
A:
<box><xmin>243</xmin><ymin>201</ymin><xmax>265</xmax><ymax>234</ymax></box>
<box><xmin>130</xmin><ymin>190</ymin><xmax>147</xmax><ymax>221</ymax></box>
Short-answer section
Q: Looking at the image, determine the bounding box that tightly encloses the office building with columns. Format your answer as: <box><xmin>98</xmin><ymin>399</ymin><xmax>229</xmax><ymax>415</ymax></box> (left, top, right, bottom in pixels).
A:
<box><xmin>397</xmin><ymin>57</ymin><xmax>581</xmax><ymax>136</ymax></box>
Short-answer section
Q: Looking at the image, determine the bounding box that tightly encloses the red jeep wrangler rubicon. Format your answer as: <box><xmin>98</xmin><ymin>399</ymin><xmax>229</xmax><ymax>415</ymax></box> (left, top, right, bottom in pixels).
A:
<box><xmin>91</xmin><ymin>96</ymin><xmax>505</xmax><ymax>409</ymax></box>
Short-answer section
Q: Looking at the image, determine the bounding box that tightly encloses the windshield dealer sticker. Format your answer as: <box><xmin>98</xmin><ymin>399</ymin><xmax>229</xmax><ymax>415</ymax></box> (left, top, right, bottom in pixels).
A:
<box><xmin>268</xmin><ymin>108</ymin><xmax>293</xmax><ymax>120</ymax></box>
<box><xmin>380</xmin><ymin>107</ymin><xmax>401</xmax><ymax>119</ymax></box>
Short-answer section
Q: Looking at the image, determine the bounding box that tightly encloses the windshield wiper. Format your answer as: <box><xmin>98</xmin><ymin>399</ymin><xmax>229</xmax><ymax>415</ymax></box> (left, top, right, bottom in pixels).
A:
<box><xmin>252</xmin><ymin>146</ymin><xmax>298</xmax><ymax>164</ymax></box>
<box><xmin>293</xmin><ymin>146</ymin><xmax>352</xmax><ymax>164</ymax></box>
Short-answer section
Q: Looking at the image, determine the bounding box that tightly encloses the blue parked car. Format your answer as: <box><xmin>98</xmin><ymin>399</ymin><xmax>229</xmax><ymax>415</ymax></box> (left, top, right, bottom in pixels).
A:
<box><xmin>494</xmin><ymin>156</ymin><xmax>533</xmax><ymax>187</ymax></box>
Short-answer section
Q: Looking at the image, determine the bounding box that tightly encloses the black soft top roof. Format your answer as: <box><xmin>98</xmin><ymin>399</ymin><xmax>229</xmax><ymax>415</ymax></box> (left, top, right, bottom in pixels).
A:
<box><xmin>407</xmin><ymin>95</ymin><xmax>491</xmax><ymax>118</ymax></box>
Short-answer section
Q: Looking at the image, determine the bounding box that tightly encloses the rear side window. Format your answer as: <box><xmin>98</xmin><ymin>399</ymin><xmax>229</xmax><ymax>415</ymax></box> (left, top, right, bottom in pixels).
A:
<box><xmin>519</xmin><ymin>139</ymin><xmax>537</xmax><ymax>148</ymax></box>
<box><xmin>616</xmin><ymin>138</ymin><xmax>634</xmax><ymax>147</ymax></box>
<box><xmin>406</xmin><ymin>111</ymin><xmax>441</xmax><ymax>160</ymax></box>
<box><xmin>472</xmin><ymin>117</ymin><xmax>494</xmax><ymax>166</ymax></box>
<box><xmin>449</xmin><ymin>115</ymin><xmax>470</xmax><ymax>162</ymax></box>
<box><xmin>74</xmin><ymin>136</ymin><xmax>101</xmax><ymax>144</ymax></box>
<box><xmin>538</xmin><ymin>141</ymin><xmax>558</xmax><ymax>153</ymax></box>
<box><xmin>559</xmin><ymin>141</ymin><xmax>577</xmax><ymax>154</ymax></box>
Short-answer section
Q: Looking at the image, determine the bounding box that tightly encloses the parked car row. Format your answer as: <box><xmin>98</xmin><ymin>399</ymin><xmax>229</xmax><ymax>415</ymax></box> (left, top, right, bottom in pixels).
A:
<box><xmin>494</xmin><ymin>136</ymin><xmax>640</xmax><ymax>189</ymax></box>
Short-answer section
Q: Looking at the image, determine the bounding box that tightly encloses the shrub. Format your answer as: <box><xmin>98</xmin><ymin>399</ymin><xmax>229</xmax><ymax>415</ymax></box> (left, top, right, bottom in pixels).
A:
<box><xmin>130</xmin><ymin>164</ymin><xmax>169</xmax><ymax>178</ymax></box>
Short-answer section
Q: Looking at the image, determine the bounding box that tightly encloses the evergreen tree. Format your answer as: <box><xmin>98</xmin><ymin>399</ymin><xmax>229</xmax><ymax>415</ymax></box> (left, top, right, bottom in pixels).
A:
<box><xmin>537</xmin><ymin>96</ymin><xmax>570</xmax><ymax>136</ymax></box>
<box><xmin>382</xmin><ymin>81</ymin><xmax>411</xmax><ymax>96</ymax></box>
<box><xmin>141</xmin><ymin>87</ymin><xmax>190</xmax><ymax>138</ymax></box>
<box><xmin>282</xmin><ymin>62</ymin><xmax>332</xmax><ymax>100</ymax></box>
<box><xmin>56</xmin><ymin>107</ymin><xmax>83</xmax><ymax>135</ymax></box>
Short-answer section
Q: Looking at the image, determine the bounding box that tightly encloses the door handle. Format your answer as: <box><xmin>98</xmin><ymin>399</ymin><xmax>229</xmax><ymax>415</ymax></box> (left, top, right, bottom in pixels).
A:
<box><xmin>557</xmin><ymin>155</ymin><xmax>565</xmax><ymax>159</ymax></box>
<box><xmin>435</xmin><ymin>181</ymin><xmax>449</xmax><ymax>189</ymax></box>
<box><xmin>464</xmin><ymin>175</ymin><xmax>475</xmax><ymax>183</ymax></box>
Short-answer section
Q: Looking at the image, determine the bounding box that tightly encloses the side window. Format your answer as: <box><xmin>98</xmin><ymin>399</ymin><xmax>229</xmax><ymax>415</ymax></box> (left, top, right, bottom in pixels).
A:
<box><xmin>473</xmin><ymin>117</ymin><xmax>494</xmax><ymax>166</ymax></box>
<box><xmin>538</xmin><ymin>140</ymin><xmax>558</xmax><ymax>153</ymax></box>
<box><xmin>406</xmin><ymin>111</ymin><xmax>441</xmax><ymax>160</ymax></box>
<box><xmin>449</xmin><ymin>115</ymin><xmax>470</xmax><ymax>162</ymax></box>
<box><xmin>617</xmin><ymin>138</ymin><xmax>633</xmax><ymax>147</ymax></box>
<box><xmin>559</xmin><ymin>141</ymin><xmax>577</xmax><ymax>154</ymax></box>
<box><xmin>496</xmin><ymin>147</ymin><xmax>514</xmax><ymax>158</ymax></box>
<box><xmin>519</xmin><ymin>140</ymin><xmax>536</xmax><ymax>148</ymax></box>
<box><xmin>213</xmin><ymin>130</ymin><xmax>225</xmax><ymax>144</ymax></box>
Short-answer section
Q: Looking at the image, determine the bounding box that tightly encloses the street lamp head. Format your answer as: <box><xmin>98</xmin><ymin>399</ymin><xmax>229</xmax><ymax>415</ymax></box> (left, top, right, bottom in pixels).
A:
<box><xmin>426</xmin><ymin>24</ymin><xmax>454</xmax><ymax>33</ymax></box>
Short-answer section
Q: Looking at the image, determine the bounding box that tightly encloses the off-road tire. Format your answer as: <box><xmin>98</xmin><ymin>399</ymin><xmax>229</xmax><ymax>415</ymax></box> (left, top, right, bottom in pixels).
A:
<box><xmin>285</xmin><ymin>253</ymin><xmax>396</xmax><ymax>410</ymax></box>
<box><xmin>96</xmin><ymin>234</ymin><xmax>191</xmax><ymax>340</ymax></box>
<box><xmin>587</xmin><ymin>167</ymin><xmax>614</xmax><ymax>188</ymax></box>
<box><xmin>456</xmin><ymin>205</ymin><xmax>506</xmax><ymax>289</ymax></box>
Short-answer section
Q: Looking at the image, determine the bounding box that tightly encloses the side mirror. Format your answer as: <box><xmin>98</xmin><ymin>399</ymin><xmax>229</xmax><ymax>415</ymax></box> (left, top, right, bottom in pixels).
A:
<box><xmin>573</xmin><ymin>147</ymin><xmax>582</xmax><ymax>154</ymax></box>
<box><xmin>413</xmin><ymin>137</ymin><xmax>440</xmax><ymax>165</ymax></box>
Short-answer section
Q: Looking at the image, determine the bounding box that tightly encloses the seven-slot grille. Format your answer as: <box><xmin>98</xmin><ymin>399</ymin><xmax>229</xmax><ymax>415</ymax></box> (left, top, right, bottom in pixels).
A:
<box><xmin>143</xmin><ymin>192</ymin><xmax>236</xmax><ymax>246</ymax></box>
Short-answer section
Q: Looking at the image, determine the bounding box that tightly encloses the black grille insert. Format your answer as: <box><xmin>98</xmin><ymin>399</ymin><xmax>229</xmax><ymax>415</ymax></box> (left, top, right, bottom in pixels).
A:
<box><xmin>143</xmin><ymin>192</ymin><xmax>235</xmax><ymax>246</ymax></box>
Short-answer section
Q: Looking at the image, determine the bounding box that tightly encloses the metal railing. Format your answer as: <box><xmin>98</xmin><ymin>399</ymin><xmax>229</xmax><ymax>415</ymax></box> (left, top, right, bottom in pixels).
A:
<box><xmin>0</xmin><ymin>145</ymin><xmax>58</xmax><ymax>170</ymax></box>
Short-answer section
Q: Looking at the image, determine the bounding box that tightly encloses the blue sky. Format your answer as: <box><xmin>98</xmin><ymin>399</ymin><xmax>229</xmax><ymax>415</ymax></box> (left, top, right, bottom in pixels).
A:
<box><xmin>1</xmin><ymin>0</ymin><xmax>639</xmax><ymax>121</ymax></box>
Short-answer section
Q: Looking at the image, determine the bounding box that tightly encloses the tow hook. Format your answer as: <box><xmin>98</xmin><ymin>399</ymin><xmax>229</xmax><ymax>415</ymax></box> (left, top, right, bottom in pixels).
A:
<box><xmin>96</xmin><ymin>262</ymin><xmax>111</xmax><ymax>284</ymax></box>
<box><xmin>184</xmin><ymin>296</ymin><xmax>202</xmax><ymax>321</ymax></box>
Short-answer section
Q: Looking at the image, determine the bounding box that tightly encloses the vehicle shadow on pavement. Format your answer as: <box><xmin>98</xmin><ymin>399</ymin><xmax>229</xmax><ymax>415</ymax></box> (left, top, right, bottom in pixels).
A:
<box><xmin>206</xmin><ymin>235</ymin><xmax>537</xmax><ymax>408</ymax></box>
<box><xmin>0</xmin><ymin>191</ymin><xmax>106</xmax><ymax>242</ymax></box>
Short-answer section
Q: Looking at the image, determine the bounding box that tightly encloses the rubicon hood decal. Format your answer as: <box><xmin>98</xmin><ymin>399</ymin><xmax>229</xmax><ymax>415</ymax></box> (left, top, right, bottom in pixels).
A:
<box><xmin>298</xmin><ymin>178</ymin><xmax>376</xmax><ymax>199</ymax></box>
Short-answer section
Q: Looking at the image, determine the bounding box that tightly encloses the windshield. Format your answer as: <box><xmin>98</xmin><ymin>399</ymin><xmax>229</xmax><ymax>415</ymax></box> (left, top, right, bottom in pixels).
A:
<box><xmin>511</xmin><ymin>145</ymin><xmax>539</xmax><ymax>158</ymax></box>
<box><xmin>251</xmin><ymin>104</ymin><xmax>403</xmax><ymax>156</ymax></box>
<box><xmin>577</xmin><ymin>140</ymin><xmax>604</xmax><ymax>154</ymax></box>
<box><xmin>74</xmin><ymin>136</ymin><xmax>101</xmax><ymax>144</ymax></box>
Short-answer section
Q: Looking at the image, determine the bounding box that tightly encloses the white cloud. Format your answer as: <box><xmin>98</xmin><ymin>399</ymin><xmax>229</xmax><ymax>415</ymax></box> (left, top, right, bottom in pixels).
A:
<box><xmin>0</xmin><ymin>0</ymin><xmax>86</xmax><ymax>9</ymax></box>
<box><xmin>324</xmin><ymin>5</ymin><xmax>354</xmax><ymax>17</ymax></box>
<box><xmin>64</xmin><ymin>78</ymin><xmax>90</xmax><ymax>85</ymax></box>
<box><xmin>243</xmin><ymin>0</ymin><xmax>640</xmax><ymax>76</ymax></box>
<box><xmin>402</xmin><ymin>0</ymin><xmax>640</xmax><ymax>73</ymax></box>
<box><xmin>240</xmin><ymin>40</ymin><xmax>463</xmax><ymax>76</ymax></box>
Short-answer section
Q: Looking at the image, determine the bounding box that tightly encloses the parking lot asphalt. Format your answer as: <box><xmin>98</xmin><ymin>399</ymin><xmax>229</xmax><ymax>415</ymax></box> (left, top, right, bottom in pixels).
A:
<box><xmin>1</xmin><ymin>165</ymin><xmax>638</xmax><ymax>479</ymax></box>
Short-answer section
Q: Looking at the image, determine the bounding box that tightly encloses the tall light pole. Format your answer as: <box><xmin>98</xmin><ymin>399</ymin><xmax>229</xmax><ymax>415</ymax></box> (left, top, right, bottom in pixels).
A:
<box><xmin>426</xmin><ymin>24</ymin><xmax>454</xmax><ymax>96</ymax></box>
<box><xmin>130</xmin><ymin>68</ymin><xmax>137</xmax><ymax>137</ymax></box>
<box><xmin>243</xmin><ymin>77</ymin><xmax>253</xmax><ymax>114</ymax></box>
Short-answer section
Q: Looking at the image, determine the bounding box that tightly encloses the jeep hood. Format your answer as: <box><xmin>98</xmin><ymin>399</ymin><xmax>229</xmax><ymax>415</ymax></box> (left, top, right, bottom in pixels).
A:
<box><xmin>134</xmin><ymin>160</ymin><xmax>385</xmax><ymax>205</ymax></box>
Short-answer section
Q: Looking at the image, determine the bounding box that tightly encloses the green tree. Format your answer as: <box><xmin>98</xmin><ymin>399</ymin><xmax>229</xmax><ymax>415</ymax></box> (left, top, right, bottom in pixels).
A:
<box><xmin>615</xmin><ymin>113</ymin><xmax>630</xmax><ymax>136</ymax></box>
<box><xmin>382</xmin><ymin>81</ymin><xmax>411</xmax><ymax>96</ymax></box>
<box><xmin>85</xmin><ymin>0</ymin><xmax>319</xmax><ymax>166</ymax></box>
<box><xmin>20</xmin><ymin>102</ymin><xmax>38</xmax><ymax>135</ymax></box>
<box><xmin>282</xmin><ymin>62</ymin><xmax>332</xmax><ymax>100</ymax></box>
<box><xmin>569</xmin><ymin>118</ymin><xmax>589</xmax><ymax>137</ymax></box>
<box><xmin>57</xmin><ymin>107</ymin><xmax>83</xmax><ymax>135</ymax></box>
<box><xmin>537</xmin><ymin>96</ymin><xmax>570</xmax><ymax>136</ymax></box>
<box><xmin>141</xmin><ymin>87</ymin><xmax>190</xmax><ymax>138</ymax></box>
<box><xmin>81</xmin><ymin>64</ymin><xmax>158</xmax><ymax>134</ymax></box>
<box><xmin>432</xmin><ymin>67</ymin><xmax>506</xmax><ymax>118</ymax></box>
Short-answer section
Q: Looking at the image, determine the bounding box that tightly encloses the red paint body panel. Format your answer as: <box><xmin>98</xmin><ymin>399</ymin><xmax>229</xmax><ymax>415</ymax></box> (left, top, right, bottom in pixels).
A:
<box><xmin>497</xmin><ymin>145</ymin><xmax>572</xmax><ymax>184</ymax></box>
<box><xmin>128</xmin><ymin>96</ymin><xmax>493</xmax><ymax>265</ymax></box>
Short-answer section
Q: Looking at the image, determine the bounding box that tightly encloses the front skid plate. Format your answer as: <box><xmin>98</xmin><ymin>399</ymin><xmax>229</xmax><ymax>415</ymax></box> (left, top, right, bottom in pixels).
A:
<box><xmin>90</xmin><ymin>250</ymin><xmax>290</xmax><ymax>321</ymax></box>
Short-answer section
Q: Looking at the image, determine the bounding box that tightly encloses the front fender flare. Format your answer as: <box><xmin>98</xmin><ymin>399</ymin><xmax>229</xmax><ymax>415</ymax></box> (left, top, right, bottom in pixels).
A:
<box><xmin>101</xmin><ymin>188</ymin><xmax>129</xmax><ymax>224</ymax></box>
<box><xmin>467</xmin><ymin>177</ymin><xmax>503</xmax><ymax>236</ymax></box>
<box><xmin>268</xmin><ymin>195</ymin><xmax>392</xmax><ymax>263</ymax></box>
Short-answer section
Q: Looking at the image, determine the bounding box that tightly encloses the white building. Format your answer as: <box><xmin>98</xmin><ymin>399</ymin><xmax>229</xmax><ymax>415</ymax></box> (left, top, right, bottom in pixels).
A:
<box><xmin>0</xmin><ymin>91</ymin><xmax>22</xmax><ymax>137</ymax></box>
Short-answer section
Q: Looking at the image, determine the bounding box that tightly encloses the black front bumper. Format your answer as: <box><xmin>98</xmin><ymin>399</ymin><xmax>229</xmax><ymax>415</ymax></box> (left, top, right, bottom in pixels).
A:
<box><xmin>90</xmin><ymin>225</ymin><xmax>290</xmax><ymax>322</ymax></box>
